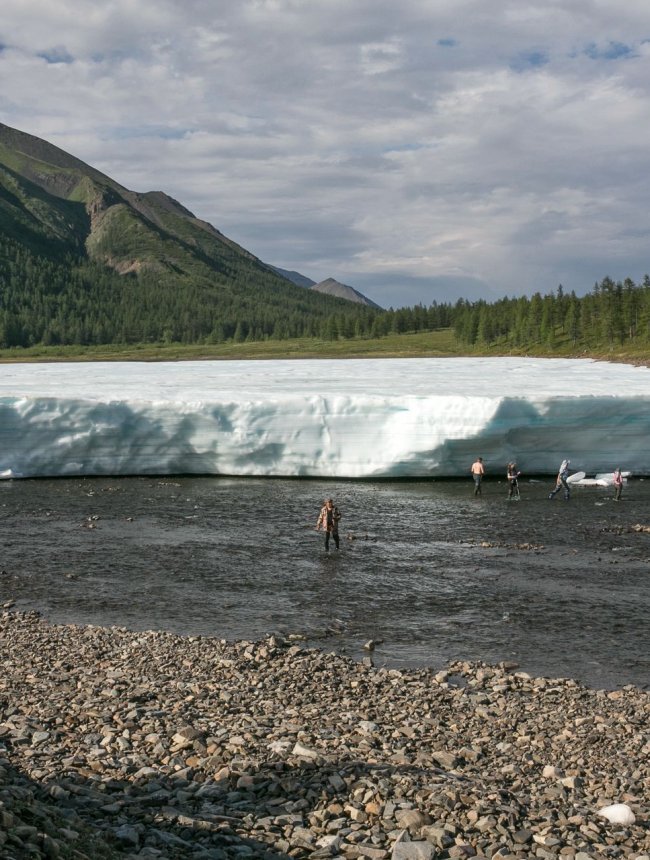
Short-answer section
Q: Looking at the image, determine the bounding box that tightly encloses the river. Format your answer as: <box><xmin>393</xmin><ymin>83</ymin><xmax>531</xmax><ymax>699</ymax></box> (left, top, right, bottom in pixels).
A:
<box><xmin>1</xmin><ymin>474</ymin><xmax>648</xmax><ymax>690</ymax></box>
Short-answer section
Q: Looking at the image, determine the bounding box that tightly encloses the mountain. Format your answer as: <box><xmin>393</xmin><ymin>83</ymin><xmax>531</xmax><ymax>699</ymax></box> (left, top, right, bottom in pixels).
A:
<box><xmin>269</xmin><ymin>267</ymin><xmax>382</xmax><ymax>308</ymax></box>
<box><xmin>268</xmin><ymin>266</ymin><xmax>316</xmax><ymax>289</ymax></box>
<box><xmin>0</xmin><ymin>122</ymin><xmax>377</xmax><ymax>347</ymax></box>
<box><xmin>310</xmin><ymin>277</ymin><xmax>383</xmax><ymax>309</ymax></box>
<box><xmin>0</xmin><ymin>123</ymin><xmax>247</xmax><ymax>268</ymax></box>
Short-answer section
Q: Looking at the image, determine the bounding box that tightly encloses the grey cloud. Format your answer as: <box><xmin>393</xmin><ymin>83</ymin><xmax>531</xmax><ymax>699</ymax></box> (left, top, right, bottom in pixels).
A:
<box><xmin>231</xmin><ymin>215</ymin><xmax>366</xmax><ymax>267</ymax></box>
<box><xmin>3</xmin><ymin>1</ymin><xmax>650</xmax><ymax>305</ymax></box>
<box><xmin>37</xmin><ymin>46</ymin><xmax>74</xmax><ymax>64</ymax></box>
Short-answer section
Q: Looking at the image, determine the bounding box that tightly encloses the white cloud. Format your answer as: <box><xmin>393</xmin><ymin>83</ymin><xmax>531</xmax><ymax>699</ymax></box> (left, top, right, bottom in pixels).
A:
<box><xmin>2</xmin><ymin>0</ymin><xmax>650</xmax><ymax>306</ymax></box>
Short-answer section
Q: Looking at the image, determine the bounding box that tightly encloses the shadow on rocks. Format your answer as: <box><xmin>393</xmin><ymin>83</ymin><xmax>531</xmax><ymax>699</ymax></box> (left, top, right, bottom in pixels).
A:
<box><xmin>1</xmin><ymin>742</ymin><xmax>458</xmax><ymax>859</ymax></box>
<box><xmin>0</xmin><ymin>746</ymin><xmax>293</xmax><ymax>859</ymax></box>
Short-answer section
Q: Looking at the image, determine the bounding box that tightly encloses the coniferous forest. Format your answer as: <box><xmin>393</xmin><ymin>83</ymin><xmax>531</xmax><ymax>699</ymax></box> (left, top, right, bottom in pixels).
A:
<box><xmin>1</xmin><ymin>227</ymin><xmax>648</xmax><ymax>354</ymax></box>
<box><xmin>0</xmin><ymin>234</ymin><xmax>381</xmax><ymax>348</ymax></box>
<box><xmin>451</xmin><ymin>278</ymin><xmax>650</xmax><ymax>351</ymax></box>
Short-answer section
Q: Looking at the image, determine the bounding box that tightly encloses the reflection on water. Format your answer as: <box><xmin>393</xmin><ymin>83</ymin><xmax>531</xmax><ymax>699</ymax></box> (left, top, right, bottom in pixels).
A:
<box><xmin>1</xmin><ymin>475</ymin><xmax>649</xmax><ymax>690</ymax></box>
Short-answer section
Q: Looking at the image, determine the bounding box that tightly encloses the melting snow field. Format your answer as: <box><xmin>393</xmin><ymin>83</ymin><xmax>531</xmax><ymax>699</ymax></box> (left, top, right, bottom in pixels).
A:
<box><xmin>0</xmin><ymin>357</ymin><xmax>649</xmax><ymax>479</ymax></box>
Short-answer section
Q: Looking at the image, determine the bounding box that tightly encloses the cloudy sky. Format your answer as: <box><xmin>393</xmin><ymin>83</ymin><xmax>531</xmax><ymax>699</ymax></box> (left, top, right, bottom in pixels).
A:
<box><xmin>2</xmin><ymin>1</ymin><xmax>650</xmax><ymax>308</ymax></box>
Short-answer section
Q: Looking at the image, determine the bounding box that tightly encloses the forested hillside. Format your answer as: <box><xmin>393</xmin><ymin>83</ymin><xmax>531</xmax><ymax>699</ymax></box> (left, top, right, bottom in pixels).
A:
<box><xmin>0</xmin><ymin>234</ymin><xmax>379</xmax><ymax>346</ymax></box>
<box><xmin>0</xmin><ymin>123</ymin><xmax>378</xmax><ymax>347</ymax></box>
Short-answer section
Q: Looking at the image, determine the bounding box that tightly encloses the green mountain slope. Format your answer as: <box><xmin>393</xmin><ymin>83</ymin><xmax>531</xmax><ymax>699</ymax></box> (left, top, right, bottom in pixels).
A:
<box><xmin>0</xmin><ymin>122</ymin><xmax>376</xmax><ymax>347</ymax></box>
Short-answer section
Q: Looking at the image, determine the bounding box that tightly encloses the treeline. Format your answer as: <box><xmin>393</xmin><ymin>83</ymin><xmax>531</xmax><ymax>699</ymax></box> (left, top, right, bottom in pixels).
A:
<box><xmin>0</xmin><ymin>235</ymin><xmax>456</xmax><ymax>348</ymax></box>
<box><xmin>319</xmin><ymin>301</ymin><xmax>453</xmax><ymax>341</ymax></box>
<box><xmin>453</xmin><ymin>278</ymin><xmax>650</xmax><ymax>348</ymax></box>
<box><xmin>3</xmin><ymin>233</ymin><xmax>649</xmax><ymax>351</ymax></box>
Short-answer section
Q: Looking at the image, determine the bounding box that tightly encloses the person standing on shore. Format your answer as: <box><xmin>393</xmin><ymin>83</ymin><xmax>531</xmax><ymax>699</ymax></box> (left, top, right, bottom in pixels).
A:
<box><xmin>613</xmin><ymin>467</ymin><xmax>624</xmax><ymax>501</ymax></box>
<box><xmin>548</xmin><ymin>458</ymin><xmax>571</xmax><ymax>500</ymax></box>
<box><xmin>506</xmin><ymin>462</ymin><xmax>521</xmax><ymax>500</ymax></box>
<box><xmin>470</xmin><ymin>457</ymin><xmax>485</xmax><ymax>496</ymax></box>
<box><xmin>316</xmin><ymin>498</ymin><xmax>341</xmax><ymax>552</ymax></box>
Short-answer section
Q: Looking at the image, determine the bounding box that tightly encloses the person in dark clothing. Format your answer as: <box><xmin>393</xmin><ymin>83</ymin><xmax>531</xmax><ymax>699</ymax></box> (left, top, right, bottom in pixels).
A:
<box><xmin>316</xmin><ymin>498</ymin><xmax>341</xmax><ymax>551</ymax></box>
<box><xmin>506</xmin><ymin>462</ymin><xmax>521</xmax><ymax>500</ymax></box>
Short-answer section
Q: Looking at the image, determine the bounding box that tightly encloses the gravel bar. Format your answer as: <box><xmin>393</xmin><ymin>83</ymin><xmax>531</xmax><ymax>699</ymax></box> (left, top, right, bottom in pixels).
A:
<box><xmin>0</xmin><ymin>610</ymin><xmax>648</xmax><ymax>859</ymax></box>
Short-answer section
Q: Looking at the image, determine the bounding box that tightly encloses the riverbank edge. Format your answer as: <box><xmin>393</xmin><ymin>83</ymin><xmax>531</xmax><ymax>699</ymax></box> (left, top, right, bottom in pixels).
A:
<box><xmin>0</xmin><ymin>610</ymin><xmax>648</xmax><ymax>859</ymax></box>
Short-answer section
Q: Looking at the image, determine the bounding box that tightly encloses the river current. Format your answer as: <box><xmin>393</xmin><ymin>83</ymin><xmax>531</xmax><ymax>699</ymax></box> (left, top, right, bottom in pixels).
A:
<box><xmin>0</xmin><ymin>475</ymin><xmax>648</xmax><ymax>690</ymax></box>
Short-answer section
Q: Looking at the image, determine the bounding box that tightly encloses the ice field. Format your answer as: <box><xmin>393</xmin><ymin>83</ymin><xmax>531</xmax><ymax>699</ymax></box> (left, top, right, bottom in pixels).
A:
<box><xmin>1</xmin><ymin>357</ymin><xmax>649</xmax><ymax>478</ymax></box>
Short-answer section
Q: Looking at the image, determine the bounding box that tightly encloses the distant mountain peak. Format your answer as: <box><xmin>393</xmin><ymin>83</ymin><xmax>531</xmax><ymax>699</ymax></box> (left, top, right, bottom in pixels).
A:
<box><xmin>269</xmin><ymin>267</ymin><xmax>381</xmax><ymax>308</ymax></box>
<box><xmin>311</xmin><ymin>277</ymin><xmax>382</xmax><ymax>309</ymax></box>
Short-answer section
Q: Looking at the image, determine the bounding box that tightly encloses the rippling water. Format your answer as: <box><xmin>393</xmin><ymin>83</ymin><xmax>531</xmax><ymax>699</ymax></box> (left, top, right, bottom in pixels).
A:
<box><xmin>1</xmin><ymin>475</ymin><xmax>648</xmax><ymax>690</ymax></box>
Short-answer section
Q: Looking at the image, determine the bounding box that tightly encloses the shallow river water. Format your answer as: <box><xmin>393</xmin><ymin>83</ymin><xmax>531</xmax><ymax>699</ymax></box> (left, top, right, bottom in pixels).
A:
<box><xmin>1</xmin><ymin>475</ymin><xmax>648</xmax><ymax>690</ymax></box>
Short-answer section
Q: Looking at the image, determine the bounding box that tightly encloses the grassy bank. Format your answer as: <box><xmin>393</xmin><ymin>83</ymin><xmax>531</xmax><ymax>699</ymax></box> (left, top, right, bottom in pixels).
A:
<box><xmin>0</xmin><ymin>328</ymin><xmax>648</xmax><ymax>363</ymax></box>
<box><xmin>0</xmin><ymin>330</ymin><xmax>459</xmax><ymax>362</ymax></box>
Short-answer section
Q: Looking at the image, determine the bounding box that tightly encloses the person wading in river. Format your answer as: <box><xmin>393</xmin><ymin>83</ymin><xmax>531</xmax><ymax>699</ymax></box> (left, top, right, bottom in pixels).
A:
<box><xmin>549</xmin><ymin>458</ymin><xmax>571</xmax><ymax>500</ymax></box>
<box><xmin>506</xmin><ymin>462</ymin><xmax>521</xmax><ymax>500</ymax></box>
<box><xmin>613</xmin><ymin>467</ymin><xmax>624</xmax><ymax>501</ymax></box>
<box><xmin>470</xmin><ymin>457</ymin><xmax>485</xmax><ymax>496</ymax></box>
<box><xmin>316</xmin><ymin>498</ymin><xmax>341</xmax><ymax>552</ymax></box>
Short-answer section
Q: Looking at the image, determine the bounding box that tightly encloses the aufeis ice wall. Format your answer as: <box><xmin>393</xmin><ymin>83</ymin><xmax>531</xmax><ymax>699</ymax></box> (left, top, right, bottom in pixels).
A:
<box><xmin>1</xmin><ymin>358</ymin><xmax>649</xmax><ymax>478</ymax></box>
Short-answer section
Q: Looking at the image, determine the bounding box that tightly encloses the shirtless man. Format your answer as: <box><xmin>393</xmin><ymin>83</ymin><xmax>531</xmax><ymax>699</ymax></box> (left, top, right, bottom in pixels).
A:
<box><xmin>470</xmin><ymin>457</ymin><xmax>485</xmax><ymax>496</ymax></box>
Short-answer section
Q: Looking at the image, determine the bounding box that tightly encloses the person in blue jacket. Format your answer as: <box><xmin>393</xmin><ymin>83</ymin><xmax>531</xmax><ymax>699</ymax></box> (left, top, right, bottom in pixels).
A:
<box><xmin>549</xmin><ymin>458</ymin><xmax>571</xmax><ymax>500</ymax></box>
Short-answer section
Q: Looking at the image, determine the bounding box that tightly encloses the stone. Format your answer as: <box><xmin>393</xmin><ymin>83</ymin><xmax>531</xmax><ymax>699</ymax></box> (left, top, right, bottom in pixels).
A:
<box><xmin>113</xmin><ymin>823</ymin><xmax>140</xmax><ymax>847</ymax></box>
<box><xmin>431</xmin><ymin>750</ymin><xmax>458</xmax><ymax>769</ymax></box>
<box><xmin>292</xmin><ymin>741</ymin><xmax>320</xmax><ymax>759</ymax></box>
<box><xmin>328</xmin><ymin>771</ymin><xmax>347</xmax><ymax>791</ymax></box>
<box><xmin>542</xmin><ymin>765</ymin><xmax>564</xmax><ymax>778</ymax></box>
<box><xmin>597</xmin><ymin>803</ymin><xmax>636</xmax><ymax>825</ymax></box>
<box><xmin>512</xmin><ymin>829</ymin><xmax>533</xmax><ymax>844</ymax></box>
<box><xmin>561</xmin><ymin>776</ymin><xmax>583</xmax><ymax>789</ymax></box>
<box><xmin>396</xmin><ymin>809</ymin><xmax>427</xmax><ymax>833</ymax></box>
<box><xmin>421</xmin><ymin>825</ymin><xmax>454</xmax><ymax>849</ymax></box>
<box><xmin>391</xmin><ymin>842</ymin><xmax>436</xmax><ymax>860</ymax></box>
<box><xmin>357</xmin><ymin>846</ymin><xmax>390</xmax><ymax>859</ymax></box>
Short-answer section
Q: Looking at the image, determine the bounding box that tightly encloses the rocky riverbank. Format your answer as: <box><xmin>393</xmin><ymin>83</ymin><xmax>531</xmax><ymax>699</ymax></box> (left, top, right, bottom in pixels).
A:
<box><xmin>0</xmin><ymin>610</ymin><xmax>647</xmax><ymax>860</ymax></box>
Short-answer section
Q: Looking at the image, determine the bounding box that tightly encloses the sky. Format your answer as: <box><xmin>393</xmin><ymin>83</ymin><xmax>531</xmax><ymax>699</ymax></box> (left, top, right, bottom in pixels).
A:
<box><xmin>2</xmin><ymin>1</ymin><xmax>650</xmax><ymax>309</ymax></box>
